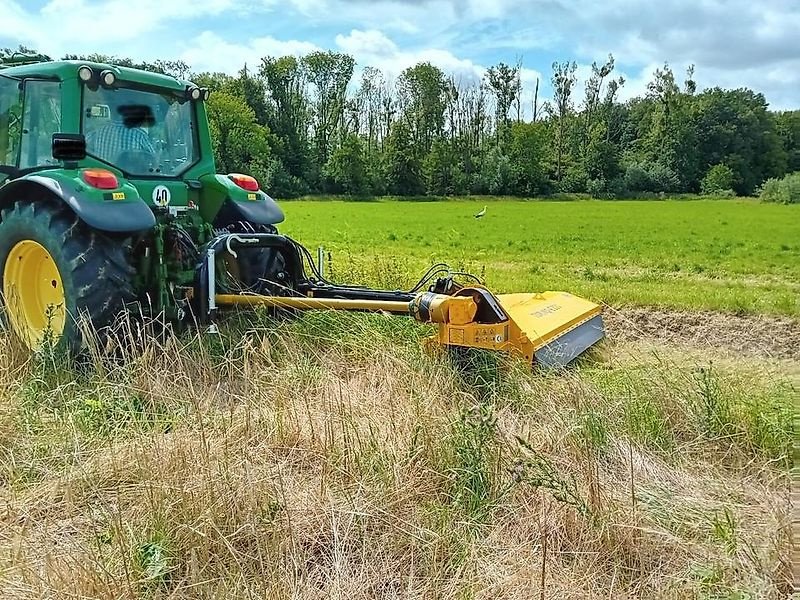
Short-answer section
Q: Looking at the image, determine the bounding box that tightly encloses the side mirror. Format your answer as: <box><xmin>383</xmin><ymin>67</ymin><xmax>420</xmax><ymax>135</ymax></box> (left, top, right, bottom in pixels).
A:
<box><xmin>52</xmin><ymin>133</ymin><xmax>86</xmax><ymax>161</ymax></box>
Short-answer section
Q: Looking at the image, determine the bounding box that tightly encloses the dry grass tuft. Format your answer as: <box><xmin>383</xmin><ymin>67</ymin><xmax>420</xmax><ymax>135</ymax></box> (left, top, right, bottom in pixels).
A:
<box><xmin>0</xmin><ymin>310</ymin><xmax>794</xmax><ymax>598</ymax></box>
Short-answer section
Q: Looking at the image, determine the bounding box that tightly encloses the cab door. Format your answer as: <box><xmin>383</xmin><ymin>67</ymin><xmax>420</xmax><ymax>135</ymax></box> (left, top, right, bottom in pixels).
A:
<box><xmin>18</xmin><ymin>79</ymin><xmax>62</xmax><ymax>170</ymax></box>
<box><xmin>0</xmin><ymin>75</ymin><xmax>22</xmax><ymax>179</ymax></box>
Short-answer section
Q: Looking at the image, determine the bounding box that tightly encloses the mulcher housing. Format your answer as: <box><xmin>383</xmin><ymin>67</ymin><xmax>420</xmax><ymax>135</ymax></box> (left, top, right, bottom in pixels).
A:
<box><xmin>0</xmin><ymin>56</ymin><xmax>604</xmax><ymax>367</ymax></box>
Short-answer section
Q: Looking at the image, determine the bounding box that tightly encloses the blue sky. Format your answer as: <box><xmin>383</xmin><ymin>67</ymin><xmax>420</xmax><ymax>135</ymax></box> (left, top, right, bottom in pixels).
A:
<box><xmin>1</xmin><ymin>0</ymin><xmax>798</xmax><ymax>110</ymax></box>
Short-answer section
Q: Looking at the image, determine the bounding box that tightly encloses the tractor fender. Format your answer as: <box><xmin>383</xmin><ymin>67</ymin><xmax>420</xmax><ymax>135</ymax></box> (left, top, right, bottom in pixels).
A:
<box><xmin>213</xmin><ymin>194</ymin><xmax>285</xmax><ymax>228</ymax></box>
<box><xmin>200</xmin><ymin>174</ymin><xmax>285</xmax><ymax>227</ymax></box>
<box><xmin>0</xmin><ymin>173</ymin><xmax>156</xmax><ymax>233</ymax></box>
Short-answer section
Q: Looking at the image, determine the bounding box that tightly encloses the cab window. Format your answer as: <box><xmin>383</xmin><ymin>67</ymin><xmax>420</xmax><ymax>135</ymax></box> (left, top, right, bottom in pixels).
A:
<box><xmin>82</xmin><ymin>84</ymin><xmax>197</xmax><ymax>177</ymax></box>
<box><xmin>0</xmin><ymin>75</ymin><xmax>22</xmax><ymax>170</ymax></box>
<box><xmin>19</xmin><ymin>80</ymin><xmax>62</xmax><ymax>169</ymax></box>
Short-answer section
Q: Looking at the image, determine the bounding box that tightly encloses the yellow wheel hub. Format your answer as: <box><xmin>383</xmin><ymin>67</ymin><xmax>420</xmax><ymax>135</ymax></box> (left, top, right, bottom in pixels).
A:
<box><xmin>3</xmin><ymin>240</ymin><xmax>66</xmax><ymax>348</ymax></box>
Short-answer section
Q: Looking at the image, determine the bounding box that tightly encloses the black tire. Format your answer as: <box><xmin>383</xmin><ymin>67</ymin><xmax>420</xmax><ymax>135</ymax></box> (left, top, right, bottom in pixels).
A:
<box><xmin>0</xmin><ymin>200</ymin><xmax>135</xmax><ymax>352</ymax></box>
<box><xmin>219</xmin><ymin>223</ymin><xmax>293</xmax><ymax>296</ymax></box>
<box><xmin>237</xmin><ymin>245</ymin><xmax>289</xmax><ymax>294</ymax></box>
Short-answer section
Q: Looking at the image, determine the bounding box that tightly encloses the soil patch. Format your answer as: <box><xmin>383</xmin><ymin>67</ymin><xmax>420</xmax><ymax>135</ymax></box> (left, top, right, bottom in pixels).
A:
<box><xmin>604</xmin><ymin>307</ymin><xmax>800</xmax><ymax>361</ymax></box>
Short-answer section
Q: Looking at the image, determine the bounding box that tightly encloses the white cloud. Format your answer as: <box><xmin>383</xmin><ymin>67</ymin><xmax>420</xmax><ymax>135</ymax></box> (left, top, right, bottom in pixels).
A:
<box><xmin>519</xmin><ymin>67</ymin><xmax>544</xmax><ymax>90</ymax></box>
<box><xmin>178</xmin><ymin>32</ymin><xmax>320</xmax><ymax>73</ymax></box>
<box><xmin>512</xmin><ymin>0</ymin><xmax>800</xmax><ymax>110</ymax></box>
<box><xmin>335</xmin><ymin>29</ymin><xmax>398</xmax><ymax>57</ymax></box>
<box><xmin>0</xmin><ymin>0</ymin><xmax>234</xmax><ymax>55</ymax></box>
<box><xmin>335</xmin><ymin>29</ymin><xmax>486</xmax><ymax>84</ymax></box>
<box><xmin>0</xmin><ymin>1</ymin><xmax>36</xmax><ymax>43</ymax></box>
<box><xmin>307</xmin><ymin>0</ymin><xmax>455</xmax><ymax>35</ymax></box>
<box><xmin>285</xmin><ymin>0</ymin><xmax>329</xmax><ymax>16</ymax></box>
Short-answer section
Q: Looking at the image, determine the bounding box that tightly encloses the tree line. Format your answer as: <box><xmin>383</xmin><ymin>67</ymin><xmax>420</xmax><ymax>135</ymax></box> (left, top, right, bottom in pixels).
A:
<box><xmin>5</xmin><ymin>47</ymin><xmax>800</xmax><ymax>198</ymax></box>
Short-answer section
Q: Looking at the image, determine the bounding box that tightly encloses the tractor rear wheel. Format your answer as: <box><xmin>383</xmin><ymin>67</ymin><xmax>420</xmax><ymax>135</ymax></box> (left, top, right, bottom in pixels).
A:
<box><xmin>0</xmin><ymin>201</ymin><xmax>135</xmax><ymax>352</ymax></box>
<box><xmin>219</xmin><ymin>223</ymin><xmax>293</xmax><ymax>296</ymax></box>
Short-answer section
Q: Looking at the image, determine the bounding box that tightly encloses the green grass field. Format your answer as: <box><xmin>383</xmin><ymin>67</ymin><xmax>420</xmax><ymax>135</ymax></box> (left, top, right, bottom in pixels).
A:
<box><xmin>281</xmin><ymin>198</ymin><xmax>800</xmax><ymax>316</ymax></box>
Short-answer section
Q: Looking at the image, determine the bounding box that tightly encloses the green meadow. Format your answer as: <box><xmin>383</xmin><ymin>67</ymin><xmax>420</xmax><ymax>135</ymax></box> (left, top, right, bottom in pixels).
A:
<box><xmin>282</xmin><ymin>198</ymin><xmax>800</xmax><ymax>315</ymax></box>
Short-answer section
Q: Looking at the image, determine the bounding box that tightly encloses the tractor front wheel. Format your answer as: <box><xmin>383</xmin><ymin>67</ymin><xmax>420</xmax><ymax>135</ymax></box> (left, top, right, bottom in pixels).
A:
<box><xmin>0</xmin><ymin>201</ymin><xmax>134</xmax><ymax>352</ymax></box>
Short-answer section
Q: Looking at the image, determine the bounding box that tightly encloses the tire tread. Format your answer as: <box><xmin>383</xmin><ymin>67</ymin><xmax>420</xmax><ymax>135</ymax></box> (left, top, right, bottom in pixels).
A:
<box><xmin>0</xmin><ymin>200</ymin><xmax>136</xmax><ymax>349</ymax></box>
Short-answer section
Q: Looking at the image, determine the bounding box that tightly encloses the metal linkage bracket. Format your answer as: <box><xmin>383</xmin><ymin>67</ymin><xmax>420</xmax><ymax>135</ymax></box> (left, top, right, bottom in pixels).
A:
<box><xmin>197</xmin><ymin>233</ymin><xmax>304</xmax><ymax>324</ymax></box>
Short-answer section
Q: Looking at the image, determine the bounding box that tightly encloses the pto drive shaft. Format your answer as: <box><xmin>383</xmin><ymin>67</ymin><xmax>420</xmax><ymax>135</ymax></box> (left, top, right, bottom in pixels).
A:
<box><xmin>214</xmin><ymin>292</ymin><xmax>478</xmax><ymax>325</ymax></box>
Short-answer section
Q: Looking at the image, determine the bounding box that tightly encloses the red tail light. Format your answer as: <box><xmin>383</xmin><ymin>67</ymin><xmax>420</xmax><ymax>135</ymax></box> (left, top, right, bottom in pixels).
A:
<box><xmin>82</xmin><ymin>168</ymin><xmax>119</xmax><ymax>190</ymax></box>
<box><xmin>228</xmin><ymin>173</ymin><xmax>259</xmax><ymax>192</ymax></box>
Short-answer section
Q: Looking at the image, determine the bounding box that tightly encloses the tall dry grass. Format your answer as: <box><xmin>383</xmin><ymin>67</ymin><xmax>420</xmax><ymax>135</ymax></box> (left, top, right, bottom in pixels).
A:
<box><xmin>0</xmin><ymin>310</ymin><xmax>794</xmax><ymax>598</ymax></box>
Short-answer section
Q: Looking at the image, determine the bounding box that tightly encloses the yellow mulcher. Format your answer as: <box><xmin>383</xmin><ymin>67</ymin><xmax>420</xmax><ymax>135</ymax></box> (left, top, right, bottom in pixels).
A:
<box><xmin>207</xmin><ymin>243</ymin><xmax>604</xmax><ymax>368</ymax></box>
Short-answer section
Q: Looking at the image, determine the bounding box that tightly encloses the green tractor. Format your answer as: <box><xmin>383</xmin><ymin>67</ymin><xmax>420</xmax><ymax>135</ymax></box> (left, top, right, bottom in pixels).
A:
<box><xmin>0</xmin><ymin>55</ymin><xmax>604</xmax><ymax>367</ymax></box>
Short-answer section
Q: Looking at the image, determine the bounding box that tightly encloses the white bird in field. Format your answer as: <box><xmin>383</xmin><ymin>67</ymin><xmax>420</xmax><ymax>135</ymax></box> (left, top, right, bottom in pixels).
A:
<box><xmin>474</xmin><ymin>205</ymin><xmax>487</xmax><ymax>219</ymax></box>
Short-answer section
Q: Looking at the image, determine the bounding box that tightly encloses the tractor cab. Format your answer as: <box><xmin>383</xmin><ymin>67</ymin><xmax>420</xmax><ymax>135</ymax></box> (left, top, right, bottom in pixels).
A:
<box><xmin>1</xmin><ymin>60</ymin><xmax>211</xmax><ymax>209</ymax></box>
<box><xmin>0</xmin><ymin>59</ymin><xmax>206</xmax><ymax>171</ymax></box>
<box><xmin>0</xmin><ymin>58</ymin><xmax>283</xmax><ymax>225</ymax></box>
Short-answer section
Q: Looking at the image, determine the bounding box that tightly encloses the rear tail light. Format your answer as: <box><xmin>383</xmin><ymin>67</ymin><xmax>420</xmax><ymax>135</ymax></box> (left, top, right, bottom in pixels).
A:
<box><xmin>82</xmin><ymin>168</ymin><xmax>119</xmax><ymax>190</ymax></box>
<box><xmin>228</xmin><ymin>173</ymin><xmax>259</xmax><ymax>192</ymax></box>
